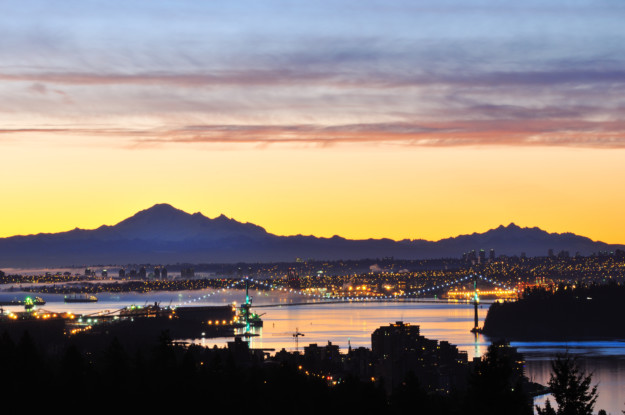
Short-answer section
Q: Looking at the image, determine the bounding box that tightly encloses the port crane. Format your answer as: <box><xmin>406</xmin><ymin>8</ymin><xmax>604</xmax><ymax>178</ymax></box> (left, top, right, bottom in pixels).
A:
<box><xmin>292</xmin><ymin>328</ymin><xmax>305</xmax><ymax>352</ymax></box>
<box><xmin>272</xmin><ymin>328</ymin><xmax>305</xmax><ymax>352</ymax></box>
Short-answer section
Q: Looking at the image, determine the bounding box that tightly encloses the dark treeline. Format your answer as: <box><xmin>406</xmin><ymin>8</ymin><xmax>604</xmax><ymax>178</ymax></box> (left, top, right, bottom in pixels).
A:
<box><xmin>0</xmin><ymin>330</ymin><xmax>533</xmax><ymax>414</ymax></box>
<box><xmin>483</xmin><ymin>281</ymin><xmax>625</xmax><ymax>340</ymax></box>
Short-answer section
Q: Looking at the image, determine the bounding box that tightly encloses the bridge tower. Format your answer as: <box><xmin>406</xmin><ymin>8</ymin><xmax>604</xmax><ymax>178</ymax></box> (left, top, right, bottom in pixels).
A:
<box><xmin>470</xmin><ymin>274</ymin><xmax>480</xmax><ymax>333</ymax></box>
<box><xmin>242</xmin><ymin>277</ymin><xmax>252</xmax><ymax>329</ymax></box>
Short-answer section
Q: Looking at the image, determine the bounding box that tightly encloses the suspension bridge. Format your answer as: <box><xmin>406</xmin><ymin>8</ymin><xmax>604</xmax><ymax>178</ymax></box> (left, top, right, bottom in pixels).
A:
<box><xmin>177</xmin><ymin>274</ymin><xmax>518</xmax><ymax>333</ymax></box>
<box><xmin>178</xmin><ymin>274</ymin><xmax>517</xmax><ymax>306</ymax></box>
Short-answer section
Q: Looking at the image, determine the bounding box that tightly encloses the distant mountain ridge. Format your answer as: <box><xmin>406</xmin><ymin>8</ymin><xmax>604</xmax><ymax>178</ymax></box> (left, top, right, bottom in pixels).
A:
<box><xmin>0</xmin><ymin>204</ymin><xmax>622</xmax><ymax>267</ymax></box>
<box><xmin>90</xmin><ymin>204</ymin><xmax>269</xmax><ymax>241</ymax></box>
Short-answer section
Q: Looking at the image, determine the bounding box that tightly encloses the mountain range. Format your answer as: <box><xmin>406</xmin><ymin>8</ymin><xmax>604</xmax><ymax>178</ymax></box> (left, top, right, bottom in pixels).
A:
<box><xmin>0</xmin><ymin>203</ymin><xmax>622</xmax><ymax>267</ymax></box>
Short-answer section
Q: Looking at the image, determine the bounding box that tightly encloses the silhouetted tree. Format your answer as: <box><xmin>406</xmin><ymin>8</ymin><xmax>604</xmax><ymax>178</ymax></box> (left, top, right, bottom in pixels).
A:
<box><xmin>152</xmin><ymin>330</ymin><xmax>176</xmax><ymax>372</ymax></box>
<box><xmin>102</xmin><ymin>337</ymin><xmax>129</xmax><ymax>383</ymax></box>
<box><xmin>0</xmin><ymin>331</ymin><xmax>16</xmax><ymax>393</ymax></box>
<box><xmin>465</xmin><ymin>341</ymin><xmax>532</xmax><ymax>415</ymax></box>
<box><xmin>0</xmin><ymin>331</ymin><xmax>16</xmax><ymax>367</ymax></box>
<box><xmin>60</xmin><ymin>344</ymin><xmax>87</xmax><ymax>382</ymax></box>
<box><xmin>16</xmin><ymin>331</ymin><xmax>42</xmax><ymax>375</ymax></box>
<box><xmin>391</xmin><ymin>371</ymin><xmax>457</xmax><ymax>415</ymax></box>
<box><xmin>536</xmin><ymin>353</ymin><xmax>598</xmax><ymax>415</ymax></box>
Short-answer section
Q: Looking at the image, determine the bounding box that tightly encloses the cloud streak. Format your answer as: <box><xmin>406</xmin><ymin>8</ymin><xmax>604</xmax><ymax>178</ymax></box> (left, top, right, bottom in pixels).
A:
<box><xmin>4</xmin><ymin>120</ymin><xmax>623</xmax><ymax>149</ymax></box>
<box><xmin>2</xmin><ymin>1</ymin><xmax>624</xmax><ymax>151</ymax></box>
<box><xmin>2</xmin><ymin>64</ymin><xmax>623</xmax><ymax>150</ymax></box>
<box><xmin>143</xmin><ymin>121</ymin><xmax>625</xmax><ymax>148</ymax></box>
<box><xmin>2</xmin><ymin>67</ymin><xmax>624</xmax><ymax>89</ymax></box>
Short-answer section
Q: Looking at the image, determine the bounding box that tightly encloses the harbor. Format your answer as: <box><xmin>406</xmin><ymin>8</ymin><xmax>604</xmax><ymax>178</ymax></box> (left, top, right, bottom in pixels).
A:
<box><xmin>3</xmin><ymin>287</ymin><xmax>625</xmax><ymax>413</ymax></box>
<box><xmin>0</xmin><ymin>295</ymin><xmax>245</xmax><ymax>347</ymax></box>
<box><xmin>0</xmin><ymin>281</ymin><xmax>266</xmax><ymax>347</ymax></box>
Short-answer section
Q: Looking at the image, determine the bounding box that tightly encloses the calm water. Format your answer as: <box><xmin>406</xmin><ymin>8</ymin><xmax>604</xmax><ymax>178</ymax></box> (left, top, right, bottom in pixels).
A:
<box><xmin>2</xmin><ymin>288</ymin><xmax>625</xmax><ymax>414</ymax></box>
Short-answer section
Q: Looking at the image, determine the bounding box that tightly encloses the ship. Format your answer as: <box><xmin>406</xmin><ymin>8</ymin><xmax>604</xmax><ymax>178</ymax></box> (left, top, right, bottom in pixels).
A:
<box><xmin>119</xmin><ymin>302</ymin><xmax>169</xmax><ymax>318</ymax></box>
<box><xmin>0</xmin><ymin>296</ymin><xmax>46</xmax><ymax>307</ymax></box>
<box><xmin>174</xmin><ymin>304</ymin><xmax>238</xmax><ymax>324</ymax></box>
<box><xmin>64</xmin><ymin>294</ymin><xmax>98</xmax><ymax>303</ymax></box>
<box><xmin>87</xmin><ymin>302</ymin><xmax>241</xmax><ymax>341</ymax></box>
<box><xmin>118</xmin><ymin>303</ymin><xmax>236</xmax><ymax>321</ymax></box>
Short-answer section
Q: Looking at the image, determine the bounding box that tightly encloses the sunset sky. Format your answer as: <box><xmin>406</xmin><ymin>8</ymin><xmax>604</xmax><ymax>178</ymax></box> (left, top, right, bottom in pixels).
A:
<box><xmin>1</xmin><ymin>1</ymin><xmax>624</xmax><ymax>243</ymax></box>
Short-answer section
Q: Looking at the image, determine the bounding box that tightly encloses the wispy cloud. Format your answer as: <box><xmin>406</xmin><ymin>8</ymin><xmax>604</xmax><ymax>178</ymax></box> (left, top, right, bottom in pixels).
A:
<box><xmin>6</xmin><ymin>121</ymin><xmax>620</xmax><ymax>149</ymax></box>
<box><xmin>2</xmin><ymin>1</ymin><xmax>624</xmax><ymax>150</ymax></box>
<box><xmin>0</xmin><ymin>70</ymin><xmax>336</xmax><ymax>88</ymax></box>
<box><xmin>1</xmin><ymin>63</ymin><xmax>623</xmax><ymax>149</ymax></box>
<box><xmin>2</xmin><ymin>66</ymin><xmax>624</xmax><ymax>89</ymax></box>
<box><xmin>144</xmin><ymin>121</ymin><xmax>625</xmax><ymax>148</ymax></box>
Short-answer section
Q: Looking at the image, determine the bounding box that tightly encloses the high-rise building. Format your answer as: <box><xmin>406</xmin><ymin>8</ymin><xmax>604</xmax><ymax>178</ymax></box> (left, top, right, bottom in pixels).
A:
<box><xmin>287</xmin><ymin>269</ymin><xmax>300</xmax><ymax>289</ymax></box>
<box><xmin>371</xmin><ymin>321</ymin><xmax>421</xmax><ymax>358</ymax></box>
<box><xmin>181</xmin><ymin>267</ymin><xmax>195</xmax><ymax>278</ymax></box>
<box><xmin>464</xmin><ymin>250</ymin><xmax>477</xmax><ymax>263</ymax></box>
<box><xmin>371</xmin><ymin>321</ymin><xmax>469</xmax><ymax>394</ymax></box>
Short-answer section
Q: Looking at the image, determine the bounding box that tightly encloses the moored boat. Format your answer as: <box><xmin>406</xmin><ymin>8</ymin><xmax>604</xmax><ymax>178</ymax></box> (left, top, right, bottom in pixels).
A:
<box><xmin>0</xmin><ymin>296</ymin><xmax>46</xmax><ymax>307</ymax></box>
<box><xmin>64</xmin><ymin>294</ymin><xmax>98</xmax><ymax>303</ymax></box>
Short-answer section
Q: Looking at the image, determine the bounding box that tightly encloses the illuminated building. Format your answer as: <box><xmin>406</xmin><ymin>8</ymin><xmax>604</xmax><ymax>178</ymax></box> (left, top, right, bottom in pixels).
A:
<box><xmin>287</xmin><ymin>268</ymin><xmax>300</xmax><ymax>289</ymax></box>
<box><xmin>371</xmin><ymin>321</ymin><xmax>468</xmax><ymax>393</ymax></box>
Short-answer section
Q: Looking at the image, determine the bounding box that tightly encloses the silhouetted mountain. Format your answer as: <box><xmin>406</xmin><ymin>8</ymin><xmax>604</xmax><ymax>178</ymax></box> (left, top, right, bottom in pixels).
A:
<box><xmin>432</xmin><ymin>222</ymin><xmax>612</xmax><ymax>258</ymax></box>
<box><xmin>91</xmin><ymin>203</ymin><xmax>269</xmax><ymax>241</ymax></box>
<box><xmin>0</xmin><ymin>204</ymin><xmax>622</xmax><ymax>267</ymax></box>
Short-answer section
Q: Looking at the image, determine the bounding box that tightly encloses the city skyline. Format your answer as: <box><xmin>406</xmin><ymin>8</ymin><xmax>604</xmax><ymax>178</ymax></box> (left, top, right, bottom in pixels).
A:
<box><xmin>2</xmin><ymin>1</ymin><xmax>624</xmax><ymax>244</ymax></box>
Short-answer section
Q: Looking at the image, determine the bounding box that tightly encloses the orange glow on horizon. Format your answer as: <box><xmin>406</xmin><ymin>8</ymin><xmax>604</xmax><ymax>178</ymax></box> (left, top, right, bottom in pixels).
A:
<box><xmin>1</xmin><ymin>142</ymin><xmax>623</xmax><ymax>245</ymax></box>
